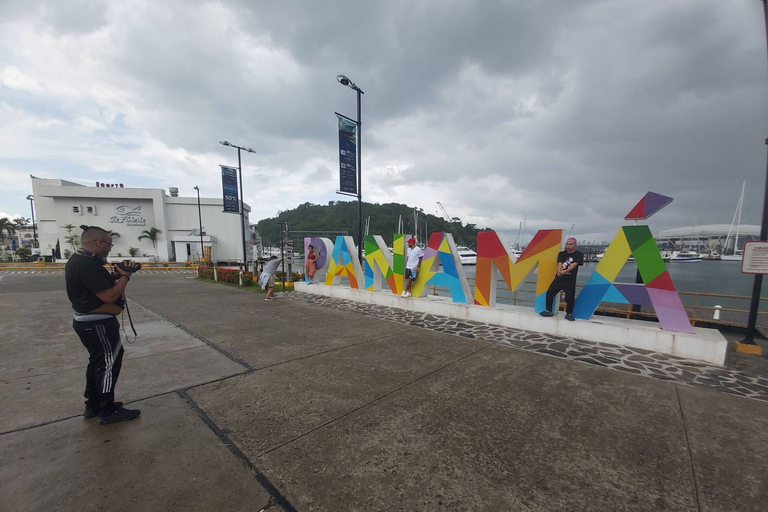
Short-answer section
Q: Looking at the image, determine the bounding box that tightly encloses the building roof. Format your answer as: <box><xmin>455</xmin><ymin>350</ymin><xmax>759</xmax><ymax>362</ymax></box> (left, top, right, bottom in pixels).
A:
<box><xmin>657</xmin><ymin>224</ymin><xmax>761</xmax><ymax>237</ymax></box>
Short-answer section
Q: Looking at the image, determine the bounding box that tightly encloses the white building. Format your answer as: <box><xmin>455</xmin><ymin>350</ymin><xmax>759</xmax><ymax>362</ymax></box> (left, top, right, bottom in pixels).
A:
<box><xmin>30</xmin><ymin>177</ymin><xmax>252</xmax><ymax>264</ymax></box>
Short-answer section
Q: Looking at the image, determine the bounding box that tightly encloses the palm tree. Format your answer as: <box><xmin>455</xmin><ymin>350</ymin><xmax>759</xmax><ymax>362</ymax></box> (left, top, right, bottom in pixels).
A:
<box><xmin>108</xmin><ymin>230</ymin><xmax>120</xmax><ymax>238</ymax></box>
<box><xmin>138</xmin><ymin>227</ymin><xmax>161</xmax><ymax>248</ymax></box>
<box><xmin>61</xmin><ymin>224</ymin><xmax>79</xmax><ymax>252</ymax></box>
<box><xmin>0</xmin><ymin>217</ymin><xmax>17</xmax><ymax>247</ymax></box>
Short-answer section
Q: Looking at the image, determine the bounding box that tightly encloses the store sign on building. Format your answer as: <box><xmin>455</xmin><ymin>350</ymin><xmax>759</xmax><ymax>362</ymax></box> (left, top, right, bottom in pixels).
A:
<box><xmin>110</xmin><ymin>205</ymin><xmax>146</xmax><ymax>226</ymax></box>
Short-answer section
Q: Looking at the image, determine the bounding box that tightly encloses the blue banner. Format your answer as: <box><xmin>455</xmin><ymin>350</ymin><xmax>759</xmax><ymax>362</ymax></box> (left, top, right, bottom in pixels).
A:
<box><xmin>338</xmin><ymin>116</ymin><xmax>357</xmax><ymax>194</ymax></box>
<box><xmin>220</xmin><ymin>165</ymin><xmax>239</xmax><ymax>213</ymax></box>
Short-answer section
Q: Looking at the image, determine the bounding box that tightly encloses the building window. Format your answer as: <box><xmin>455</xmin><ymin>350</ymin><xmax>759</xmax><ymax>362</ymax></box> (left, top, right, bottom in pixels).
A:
<box><xmin>86</xmin><ymin>205</ymin><xmax>96</xmax><ymax>214</ymax></box>
<box><xmin>72</xmin><ymin>206</ymin><xmax>80</xmax><ymax>213</ymax></box>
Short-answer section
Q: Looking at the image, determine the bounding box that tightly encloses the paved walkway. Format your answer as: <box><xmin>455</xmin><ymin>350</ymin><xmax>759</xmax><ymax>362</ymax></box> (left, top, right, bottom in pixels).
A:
<box><xmin>289</xmin><ymin>294</ymin><xmax>768</xmax><ymax>401</ymax></box>
<box><xmin>1</xmin><ymin>271</ymin><xmax>767</xmax><ymax>511</ymax></box>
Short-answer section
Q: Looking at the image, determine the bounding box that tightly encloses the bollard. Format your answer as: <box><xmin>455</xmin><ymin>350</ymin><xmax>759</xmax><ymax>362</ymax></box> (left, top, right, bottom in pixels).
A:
<box><xmin>713</xmin><ymin>305</ymin><xmax>721</xmax><ymax>320</ymax></box>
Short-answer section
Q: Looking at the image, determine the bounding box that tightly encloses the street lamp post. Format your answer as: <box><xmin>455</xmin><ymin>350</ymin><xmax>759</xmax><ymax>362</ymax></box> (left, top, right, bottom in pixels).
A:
<box><xmin>25</xmin><ymin>195</ymin><xmax>36</xmax><ymax>246</ymax></box>
<box><xmin>337</xmin><ymin>74</ymin><xmax>364</xmax><ymax>263</ymax></box>
<box><xmin>743</xmin><ymin>0</ymin><xmax>768</xmax><ymax>345</ymax></box>
<box><xmin>220</xmin><ymin>141</ymin><xmax>256</xmax><ymax>273</ymax></box>
<box><xmin>193</xmin><ymin>186</ymin><xmax>204</xmax><ymax>263</ymax></box>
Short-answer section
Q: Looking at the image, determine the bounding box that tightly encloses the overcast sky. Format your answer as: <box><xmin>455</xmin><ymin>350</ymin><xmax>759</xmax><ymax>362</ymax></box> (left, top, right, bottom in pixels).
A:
<box><xmin>1</xmin><ymin>0</ymin><xmax>766</xmax><ymax>243</ymax></box>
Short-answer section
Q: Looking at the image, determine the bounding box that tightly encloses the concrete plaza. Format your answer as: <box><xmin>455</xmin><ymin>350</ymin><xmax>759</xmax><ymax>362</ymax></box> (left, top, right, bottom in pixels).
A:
<box><xmin>1</xmin><ymin>270</ymin><xmax>767</xmax><ymax>511</ymax></box>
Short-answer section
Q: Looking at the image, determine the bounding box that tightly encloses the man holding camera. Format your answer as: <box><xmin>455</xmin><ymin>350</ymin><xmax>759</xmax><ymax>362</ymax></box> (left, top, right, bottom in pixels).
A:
<box><xmin>65</xmin><ymin>225</ymin><xmax>141</xmax><ymax>425</ymax></box>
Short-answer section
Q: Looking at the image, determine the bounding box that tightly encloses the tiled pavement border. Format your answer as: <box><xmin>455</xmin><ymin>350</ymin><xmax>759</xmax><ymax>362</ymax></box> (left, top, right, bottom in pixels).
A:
<box><xmin>288</xmin><ymin>292</ymin><xmax>768</xmax><ymax>402</ymax></box>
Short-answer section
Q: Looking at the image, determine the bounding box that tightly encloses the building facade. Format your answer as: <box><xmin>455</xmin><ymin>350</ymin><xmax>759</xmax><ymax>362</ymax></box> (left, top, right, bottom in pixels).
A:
<box><xmin>30</xmin><ymin>177</ymin><xmax>252</xmax><ymax>263</ymax></box>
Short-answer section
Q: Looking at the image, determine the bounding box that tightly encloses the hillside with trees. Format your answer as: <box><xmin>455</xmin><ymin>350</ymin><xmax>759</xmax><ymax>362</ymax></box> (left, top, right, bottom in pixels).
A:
<box><xmin>255</xmin><ymin>201</ymin><xmax>488</xmax><ymax>248</ymax></box>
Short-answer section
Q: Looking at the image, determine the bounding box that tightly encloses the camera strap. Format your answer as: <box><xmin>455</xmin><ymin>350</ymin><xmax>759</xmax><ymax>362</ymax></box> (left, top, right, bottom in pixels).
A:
<box><xmin>121</xmin><ymin>293</ymin><xmax>138</xmax><ymax>344</ymax></box>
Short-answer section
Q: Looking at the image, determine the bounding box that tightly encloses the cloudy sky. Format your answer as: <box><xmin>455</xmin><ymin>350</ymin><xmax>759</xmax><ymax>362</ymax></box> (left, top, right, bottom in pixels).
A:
<box><xmin>1</xmin><ymin>0</ymin><xmax>766</xmax><ymax>243</ymax></box>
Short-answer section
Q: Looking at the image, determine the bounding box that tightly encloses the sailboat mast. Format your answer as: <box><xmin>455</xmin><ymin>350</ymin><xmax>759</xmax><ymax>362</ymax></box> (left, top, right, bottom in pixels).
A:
<box><xmin>734</xmin><ymin>181</ymin><xmax>745</xmax><ymax>252</ymax></box>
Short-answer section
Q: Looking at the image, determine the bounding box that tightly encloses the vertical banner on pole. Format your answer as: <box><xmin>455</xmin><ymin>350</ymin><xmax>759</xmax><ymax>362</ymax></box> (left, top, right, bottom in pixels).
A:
<box><xmin>220</xmin><ymin>165</ymin><xmax>239</xmax><ymax>213</ymax></box>
<box><xmin>338</xmin><ymin>116</ymin><xmax>357</xmax><ymax>194</ymax></box>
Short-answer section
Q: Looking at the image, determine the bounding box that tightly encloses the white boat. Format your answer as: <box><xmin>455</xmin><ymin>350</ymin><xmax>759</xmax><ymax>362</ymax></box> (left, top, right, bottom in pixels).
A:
<box><xmin>595</xmin><ymin>251</ymin><xmax>634</xmax><ymax>262</ymax></box>
<box><xmin>721</xmin><ymin>182</ymin><xmax>745</xmax><ymax>261</ymax></box>
<box><xmin>456</xmin><ymin>246</ymin><xmax>477</xmax><ymax>265</ymax></box>
<box><xmin>668</xmin><ymin>251</ymin><xmax>703</xmax><ymax>262</ymax></box>
<box><xmin>508</xmin><ymin>245</ymin><xmax>523</xmax><ymax>262</ymax></box>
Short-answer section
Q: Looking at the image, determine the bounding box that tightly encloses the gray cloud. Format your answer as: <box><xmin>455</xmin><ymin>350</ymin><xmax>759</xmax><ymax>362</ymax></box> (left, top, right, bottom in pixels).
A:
<box><xmin>0</xmin><ymin>0</ymin><xmax>766</xmax><ymax>243</ymax></box>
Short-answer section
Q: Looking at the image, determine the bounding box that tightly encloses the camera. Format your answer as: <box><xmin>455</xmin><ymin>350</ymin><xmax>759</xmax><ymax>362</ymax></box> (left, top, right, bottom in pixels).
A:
<box><xmin>116</xmin><ymin>260</ymin><xmax>142</xmax><ymax>273</ymax></box>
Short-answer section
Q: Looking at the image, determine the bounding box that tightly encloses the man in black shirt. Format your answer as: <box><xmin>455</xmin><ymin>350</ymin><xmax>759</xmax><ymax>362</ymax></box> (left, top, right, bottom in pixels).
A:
<box><xmin>65</xmin><ymin>225</ymin><xmax>140</xmax><ymax>425</ymax></box>
<box><xmin>540</xmin><ymin>237</ymin><xmax>584</xmax><ymax>321</ymax></box>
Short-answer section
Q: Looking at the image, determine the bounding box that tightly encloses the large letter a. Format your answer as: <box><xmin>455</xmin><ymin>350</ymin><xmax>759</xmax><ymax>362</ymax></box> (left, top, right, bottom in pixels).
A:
<box><xmin>573</xmin><ymin>225</ymin><xmax>694</xmax><ymax>333</ymax></box>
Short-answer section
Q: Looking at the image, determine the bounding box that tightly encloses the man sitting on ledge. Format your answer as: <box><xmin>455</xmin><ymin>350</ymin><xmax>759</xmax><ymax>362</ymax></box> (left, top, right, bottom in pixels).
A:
<box><xmin>539</xmin><ymin>237</ymin><xmax>583</xmax><ymax>321</ymax></box>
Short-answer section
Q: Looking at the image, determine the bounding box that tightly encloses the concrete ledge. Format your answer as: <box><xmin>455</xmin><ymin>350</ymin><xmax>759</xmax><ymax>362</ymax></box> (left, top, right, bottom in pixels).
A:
<box><xmin>735</xmin><ymin>341</ymin><xmax>763</xmax><ymax>355</ymax></box>
<box><xmin>295</xmin><ymin>282</ymin><xmax>728</xmax><ymax>366</ymax></box>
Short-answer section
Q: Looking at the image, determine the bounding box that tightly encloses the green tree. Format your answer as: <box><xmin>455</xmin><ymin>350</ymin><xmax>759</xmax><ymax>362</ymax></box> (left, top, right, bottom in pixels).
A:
<box><xmin>254</xmin><ymin>201</ymin><xmax>481</xmax><ymax>248</ymax></box>
<box><xmin>108</xmin><ymin>230</ymin><xmax>120</xmax><ymax>238</ymax></box>
<box><xmin>64</xmin><ymin>234</ymin><xmax>79</xmax><ymax>252</ymax></box>
<box><xmin>61</xmin><ymin>223</ymin><xmax>79</xmax><ymax>252</ymax></box>
<box><xmin>138</xmin><ymin>227</ymin><xmax>161</xmax><ymax>248</ymax></box>
<box><xmin>0</xmin><ymin>217</ymin><xmax>17</xmax><ymax>246</ymax></box>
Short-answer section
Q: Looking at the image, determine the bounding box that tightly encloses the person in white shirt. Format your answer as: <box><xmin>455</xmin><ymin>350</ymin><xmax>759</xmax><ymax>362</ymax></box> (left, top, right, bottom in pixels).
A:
<box><xmin>402</xmin><ymin>237</ymin><xmax>424</xmax><ymax>298</ymax></box>
<box><xmin>258</xmin><ymin>256</ymin><xmax>282</xmax><ymax>300</ymax></box>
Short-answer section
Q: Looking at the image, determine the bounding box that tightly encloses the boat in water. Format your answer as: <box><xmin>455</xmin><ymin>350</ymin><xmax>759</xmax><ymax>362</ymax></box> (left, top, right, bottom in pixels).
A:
<box><xmin>456</xmin><ymin>246</ymin><xmax>477</xmax><ymax>265</ymax></box>
<box><xmin>668</xmin><ymin>251</ymin><xmax>703</xmax><ymax>263</ymax></box>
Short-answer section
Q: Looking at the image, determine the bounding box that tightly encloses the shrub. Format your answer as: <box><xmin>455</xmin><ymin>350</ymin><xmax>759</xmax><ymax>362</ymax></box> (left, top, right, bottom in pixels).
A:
<box><xmin>198</xmin><ymin>266</ymin><xmax>214</xmax><ymax>279</ymax></box>
<box><xmin>197</xmin><ymin>267</ymin><xmax>253</xmax><ymax>286</ymax></box>
<box><xmin>64</xmin><ymin>249</ymin><xmax>72</xmax><ymax>258</ymax></box>
<box><xmin>129</xmin><ymin>247</ymin><xmax>139</xmax><ymax>257</ymax></box>
<box><xmin>217</xmin><ymin>268</ymin><xmax>239</xmax><ymax>284</ymax></box>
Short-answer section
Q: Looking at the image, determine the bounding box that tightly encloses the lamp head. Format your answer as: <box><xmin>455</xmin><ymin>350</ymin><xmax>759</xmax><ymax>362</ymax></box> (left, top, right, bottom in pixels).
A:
<box><xmin>26</xmin><ymin>195</ymin><xmax>33</xmax><ymax>201</ymax></box>
<box><xmin>219</xmin><ymin>141</ymin><xmax>231</xmax><ymax>147</ymax></box>
<box><xmin>194</xmin><ymin>186</ymin><xmax>199</xmax><ymax>191</ymax></box>
<box><xmin>337</xmin><ymin>74</ymin><xmax>351</xmax><ymax>86</ymax></box>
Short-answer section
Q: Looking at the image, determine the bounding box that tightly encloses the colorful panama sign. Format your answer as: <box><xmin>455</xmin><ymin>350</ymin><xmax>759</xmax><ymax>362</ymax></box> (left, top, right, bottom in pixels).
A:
<box><xmin>303</xmin><ymin>225</ymin><xmax>694</xmax><ymax>334</ymax></box>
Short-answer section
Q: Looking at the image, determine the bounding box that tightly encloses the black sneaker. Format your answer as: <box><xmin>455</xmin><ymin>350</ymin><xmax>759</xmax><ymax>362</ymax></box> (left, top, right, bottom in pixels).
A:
<box><xmin>98</xmin><ymin>406</ymin><xmax>141</xmax><ymax>425</ymax></box>
<box><xmin>539</xmin><ymin>311</ymin><xmax>553</xmax><ymax>317</ymax></box>
<box><xmin>84</xmin><ymin>401</ymin><xmax>122</xmax><ymax>419</ymax></box>
<box><xmin>565</xmin><ymin>314</ymin><xmax>575</xmax><ymax>321</ymax></box>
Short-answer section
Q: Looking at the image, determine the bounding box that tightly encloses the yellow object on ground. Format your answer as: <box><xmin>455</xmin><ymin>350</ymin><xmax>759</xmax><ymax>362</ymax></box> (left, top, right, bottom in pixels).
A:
<box><xmin>734</xmin><ymin>341</ymin><xmax>763</xmax><ymax>355</ymax></box>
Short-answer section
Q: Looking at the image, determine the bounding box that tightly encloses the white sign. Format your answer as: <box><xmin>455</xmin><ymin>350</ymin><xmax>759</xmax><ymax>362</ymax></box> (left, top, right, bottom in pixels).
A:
<box><xmin>741</xmin><ymin>241</ymin><xmax>768</xmax><ymax>274</ymax></box>
<box><xmin>110</xmin><ymin>205</ymin><xmax>146</xmax><ymax>226</ymax></box>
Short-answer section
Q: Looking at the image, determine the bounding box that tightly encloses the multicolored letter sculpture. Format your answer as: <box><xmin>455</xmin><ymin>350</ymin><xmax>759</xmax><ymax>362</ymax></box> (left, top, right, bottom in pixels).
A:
<box><xmin>573</xmin><ymin>225</ymin><xmax>694</xmax><ymax>333</ymax></box>
<box><xmin>624</xmin><ymin>192</ymin><xmax>673</xmax><ymax>221</ymax></box>
<box><xmin>305</xmin><ymin>223</ymin><xmax>694</xmax><ymax>334</ymax></box>
<box><xmin>474</xmin><ymin>230</ymin><xmax>562</xmax><ymax>311</ymax></box>
<box><xmin>411</xmin><ymin>233</ymin><xmax>471</xmax><ymax>303</ymax></box>
<box><xmin>305</xmin><ymin>237</ymin><xmax>334</xmax><ymax>282</ymax></box>
<box><xmin>363</xmin><ymin>235</ymin><xmax>398</xmax><ymax>293</ymax></box>
<box><xmin>324</xmin><ymin>236</ymin><xmax>363</xmax><ymax>289</ymax></box>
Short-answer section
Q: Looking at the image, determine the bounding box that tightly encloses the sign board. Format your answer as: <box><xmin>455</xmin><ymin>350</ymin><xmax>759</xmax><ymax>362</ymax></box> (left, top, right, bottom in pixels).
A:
<box><xmin>220</xmin><ymin>165</ymin><xmax>240</xmax><ymax>213</ymax></box>
<box><xmin>741</xmin><ymin>241</ymin><xmax>768</xmax><ymax>274</ymax></box>
<box><xmin>338</xmin><ymin>116</ymin><xmax>357</xmax><ymax>194</ymax></box>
